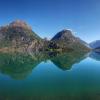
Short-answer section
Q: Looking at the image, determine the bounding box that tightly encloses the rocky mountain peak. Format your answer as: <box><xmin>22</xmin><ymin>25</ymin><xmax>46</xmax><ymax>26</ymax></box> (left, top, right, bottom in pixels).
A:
<box><xmin>9</xmin><ymin>20</ymin><xmax>32</xmax><ymax>30</ymax></box>
<box><xmin>51</xmin><ymin>29</ymin><xmax>74</xmax><ymax>41</ymax></box>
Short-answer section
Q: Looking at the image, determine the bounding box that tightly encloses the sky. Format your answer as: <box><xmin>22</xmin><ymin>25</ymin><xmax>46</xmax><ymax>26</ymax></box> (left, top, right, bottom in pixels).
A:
<box><xmin>0</xmin><ymin>0</ymin><xmax>100</xmax><ymax>43</ymax></box>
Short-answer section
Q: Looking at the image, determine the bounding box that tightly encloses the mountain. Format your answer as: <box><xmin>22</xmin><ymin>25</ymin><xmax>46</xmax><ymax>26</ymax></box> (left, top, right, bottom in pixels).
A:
<box><xmin>0</xmin><ymin>20</ymin><xmax>43</xmax><ymax>52</ymax></box>
<box><xmin>51</xmin><ymin>29</ymin><xmax>74</xmax><ymax>41</ymax></box>
<box><xmin>50</xmin><ymin>29</ymin><xmax>90</xmax><ymax>52</ymax></box>
<box><xmin>89</xmin><ymin>51</ymin><xmax>100</xmax><ymax>61</ymax></box>
<box><xmin>0</xmin><ymin>21</ymin><xmax>91</xmax><ymax>53</ymax></box>
<box><xmin>90</xmin><ymin>40</ymin><xmax>100</xmax><ymax>49</ymax></box>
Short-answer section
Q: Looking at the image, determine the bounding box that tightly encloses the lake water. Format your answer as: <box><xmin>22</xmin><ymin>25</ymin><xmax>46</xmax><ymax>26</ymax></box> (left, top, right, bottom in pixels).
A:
<box><xmin>0</xmin><ymin>51</ymin><xmax>100</xmax><ymax>100</ymax></box>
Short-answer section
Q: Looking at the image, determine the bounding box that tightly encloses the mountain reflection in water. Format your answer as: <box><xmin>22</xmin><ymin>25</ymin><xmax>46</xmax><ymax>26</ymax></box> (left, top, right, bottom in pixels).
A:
<box><xmin>0</xmin><ymin>51</ymin><xmax>87</xmax><ymax>79</ymax></box>
<box><xmin>0</xmin><ymin>51</ymin><xmax>100</xmax><ymax>100</ymax></box>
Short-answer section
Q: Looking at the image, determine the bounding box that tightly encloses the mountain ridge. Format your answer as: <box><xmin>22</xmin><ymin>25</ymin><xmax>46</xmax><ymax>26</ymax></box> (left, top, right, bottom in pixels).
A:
<box><xmin>0</xmin><ymin>20</ymin><xmax>90</xmax><ymax>53</ymax></box>
<box><xmin>90</xmin><ymin>40</ymin><xmax>100</xmax><ymax>49</ymax></box>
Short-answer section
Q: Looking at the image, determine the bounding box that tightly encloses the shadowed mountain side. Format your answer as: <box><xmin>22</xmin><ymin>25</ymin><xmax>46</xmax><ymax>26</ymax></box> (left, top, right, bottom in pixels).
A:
<box><xmin>50</xmin><ymin>29</ymin><xmax>90</xmax><ymax>52</ymax></box>
<box><xmin>89</xmin><ymin>52</ymin><xmax>100</xmax><ymax>61</ymax></box>
<box><xmin>49</xmin><ymin>51</ymin><xmax>88</xmax><ymax>70</ymax></box>
<box><xmin>0</xmin><ymin>52</ymin><xmax>43</xmax><ymax>79</ymax></box>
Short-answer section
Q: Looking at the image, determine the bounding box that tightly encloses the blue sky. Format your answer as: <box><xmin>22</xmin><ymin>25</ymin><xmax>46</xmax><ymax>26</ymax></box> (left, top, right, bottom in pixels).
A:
<box><xmin>0</xmin><ymin>0</ymin><xmax>100</xmax><ymax>43</ymax></box>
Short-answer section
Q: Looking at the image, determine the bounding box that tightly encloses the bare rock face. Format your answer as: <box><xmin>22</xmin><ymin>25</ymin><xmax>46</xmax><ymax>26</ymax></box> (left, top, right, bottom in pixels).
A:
<box><xmin>9</xmin><ymin>20</ymin><xmax>32</xmax><ymax>30</ymax></box>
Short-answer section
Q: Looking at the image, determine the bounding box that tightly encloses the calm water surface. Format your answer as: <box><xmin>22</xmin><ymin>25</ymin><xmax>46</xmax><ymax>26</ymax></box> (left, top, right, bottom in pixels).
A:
<box><xmin>0</xmin><ymin>52</ymin><xmax>100</xmax><ymax>100</ymax></box>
